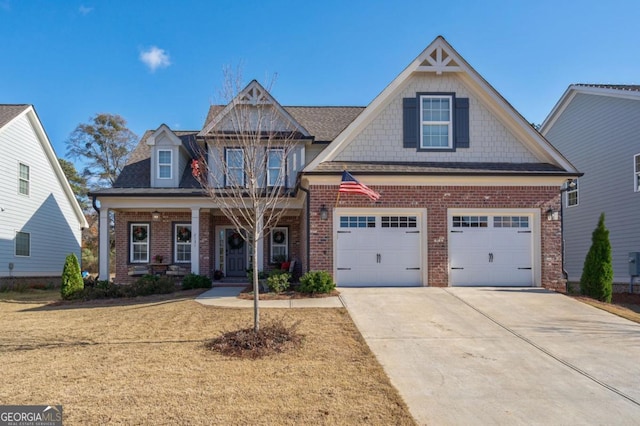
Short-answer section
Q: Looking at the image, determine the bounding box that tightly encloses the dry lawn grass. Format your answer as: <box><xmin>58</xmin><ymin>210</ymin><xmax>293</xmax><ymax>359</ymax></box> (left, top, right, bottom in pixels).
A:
<box><xmin>0</xmin><ymin>292</ymin><xmax>415</xmax><ymax>425</ymax></box>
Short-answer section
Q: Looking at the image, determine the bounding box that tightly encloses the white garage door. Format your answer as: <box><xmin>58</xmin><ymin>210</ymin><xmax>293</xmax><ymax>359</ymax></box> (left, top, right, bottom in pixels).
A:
<box><xmin>449</xmin><ymin>214</ymin><xmax>533</xmax><ymax>286</ymax></box>
<box><xmin>336</xmin><ymin>214</ymin><xmax>422</xmax><ymax>286</ymax></box>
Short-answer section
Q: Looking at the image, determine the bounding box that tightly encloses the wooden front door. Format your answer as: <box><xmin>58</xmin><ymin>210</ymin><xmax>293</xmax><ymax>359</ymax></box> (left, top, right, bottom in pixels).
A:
<box><xmin>225</xmin><ymin>229</ymin><xmax>246</xmax><ymax>277</ymax></box>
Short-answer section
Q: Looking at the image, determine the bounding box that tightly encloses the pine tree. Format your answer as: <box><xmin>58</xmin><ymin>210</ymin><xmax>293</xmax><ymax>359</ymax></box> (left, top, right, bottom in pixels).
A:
<box><xmin>61</xmin><ymin>253</ymin><xmax>84</xmax><ymax>299</ymax></box>
<box><xmin>580</xmin><ymin>213</ymin><xmax>613</xmax><ymax>302</ymax></box>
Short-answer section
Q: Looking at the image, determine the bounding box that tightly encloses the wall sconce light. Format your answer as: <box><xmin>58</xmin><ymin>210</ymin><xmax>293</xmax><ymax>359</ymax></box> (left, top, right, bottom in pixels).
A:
<box><xmin>152</xmin><ymin>211</ymin><xmax>161</xmax><ymax>221</ymax></box>
<box><xmin>546</xmin><ymin>208</ymin><xmax>555</xmax><ymax>221</ymax></box>
<box><xmin>320</xmin><ymin>205</ymin><xmax>328</xmax><ymax>221</ymax></box>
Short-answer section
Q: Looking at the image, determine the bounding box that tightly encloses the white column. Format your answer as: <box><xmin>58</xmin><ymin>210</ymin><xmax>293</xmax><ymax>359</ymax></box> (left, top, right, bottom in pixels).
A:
<box><xmin>191</xmin><ymin>208</ymin><xmax>200</xmax><ymax>274</ymax></box>
<box><xmin>257</xmin><ymin>215</ymin><xmax>264</xmax><ymax>271</ymax></box>
<box><xmin>99</xmin><ymin>208</ymin><xmax>110</xmax><ymax>280</ymax></box>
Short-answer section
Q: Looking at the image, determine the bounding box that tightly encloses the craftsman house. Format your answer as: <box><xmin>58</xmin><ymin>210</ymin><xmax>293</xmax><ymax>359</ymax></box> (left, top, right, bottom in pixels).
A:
<box><xmin>541</xmin><ymin>84</ymin><xmax>640</xmax><ymax>288</ymax></box>
<box><xmin>92</xmin><ymin>36</ymin><xmax>579</xmax><ymax>290</ymax></box>
<box><xmin>0</xmin><ymin>104</ymin><xmax>88</xmax><ymax>283</ymax></box>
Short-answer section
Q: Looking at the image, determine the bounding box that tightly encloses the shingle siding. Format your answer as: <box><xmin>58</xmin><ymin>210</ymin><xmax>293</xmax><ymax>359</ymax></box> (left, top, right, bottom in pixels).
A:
<box><xmin>545</xmin><ymin>92</ymin><xmax>640</xmax><ymax>282</ymax></box>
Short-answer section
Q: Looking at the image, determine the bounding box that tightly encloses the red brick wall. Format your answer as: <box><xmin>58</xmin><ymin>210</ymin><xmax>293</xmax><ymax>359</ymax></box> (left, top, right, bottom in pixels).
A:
<box><xmin>308</xmin><ymin>184</ymin><xmax>565</xmax><ymax>291</ymax></box>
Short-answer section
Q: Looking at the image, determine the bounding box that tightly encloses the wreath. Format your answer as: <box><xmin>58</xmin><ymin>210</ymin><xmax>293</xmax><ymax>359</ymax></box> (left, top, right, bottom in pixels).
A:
<box><xmin>228</xmin><ymin>232</ymin><xmax>244</xmax><ymax>250</ymax></box>
<box><xmin>133</xmin><ymin>226</ymin><xmax>147</xmax><ymax>241</ymax></box>
<box><xmin>273</xmin><ymin>230</ymin><xmax>286</xmax><ymax>244</ymax></box>
<box><xmin>177</xmin><ymin>226</ymin><xmax>191</xmax><ymax>242</ymax></box>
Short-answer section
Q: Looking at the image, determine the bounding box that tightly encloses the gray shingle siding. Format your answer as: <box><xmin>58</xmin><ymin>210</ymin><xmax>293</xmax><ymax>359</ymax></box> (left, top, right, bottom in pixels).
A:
<box><xmin>545</xmin><ymin>92</ymin><xmax>640</xmax><ymax>282</ymax></box>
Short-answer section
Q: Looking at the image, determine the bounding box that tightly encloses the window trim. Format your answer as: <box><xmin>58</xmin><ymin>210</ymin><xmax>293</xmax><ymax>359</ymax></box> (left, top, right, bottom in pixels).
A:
<box><xmin>419</xmin><ymin>94</ymin><xmax>453</xmax><ymax>150</ymax></box>
<box><xmin>157</xmin><ymin>149</ymin><xmax>172</xmax><ymax>180</ymax></box>
<box><xmin>225</xmin><ymin>148</ymin><xmax>245</xmax><ymax>187</ymax></box>
<box><xmin>270</xmin><ymin>227</ymin><xmax>288</xmax><ymax>263</ymax></box>
<box><xmin>130</xmin><ymin>223</ymin><xmax>150</xmax><ymax>263</ymax></box>
<box><xmin>266</xmin><ymin>148</ymin><xmax>286</xmax><ymax>188</ymax></box>
<box><xmin>566</xmin><ymin>179</ymin><xmax>579</xmax><ymax>207</ymax></box>
<box><xmin>15</xmin><ymin>231</ymin><xmax>30</xmax><ymax>257</ymax></box>
<box><xmin>18</xmin><ymin>162</ymin><xmax>30</xmax><ymax>196</ymax></box>
<box><xmin>174</xmin><ymin>223</ymin><xmax>192</xmax><ymax>263</ymax></box>
<box><xmin>634</xmin><ymin>153</ymin><xmax>640</xmax><ymax>192</ymax></box>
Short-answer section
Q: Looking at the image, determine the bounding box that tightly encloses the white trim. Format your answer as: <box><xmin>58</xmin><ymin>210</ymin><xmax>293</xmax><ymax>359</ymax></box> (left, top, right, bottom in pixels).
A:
<box><xmin>565</xmin><ymin>178</ymin><xmax>579</xmax><ymax>207</ymax></box>
<box><xmin>270</xmin><ymin>226</ymin><xmax>288</xmax><ymax>263</ymax></box>
<box><xmin>157</xmin><ymin>149</ymin><xmax>173</xmax><ymax>180</ymax></box>
<box><xmin>174</xmin><ymin>223</ymin><xmax>192</xmax><ymax>263</ymax></box>
<box><xmin>447</xmin><ymin>208</ymin><xmax>541</xmax><ymax>287</ymax></box>
<box><xmin>267</xmin><ymin>148</ymin><xmax>285</xmax><ymax>187</ymax></box>
<box><xmin>420</xmin><ymin>95</ymin><xmax>453</xmax><ymax>149</ymax></box>
<box><xmin>333</xmin><ymin>207</ymin><xmax>428</xmax><ymax>286</ymax></box>
<box><xmin>634</xmin><ymin>154</ymin><xmax>640</xmax><ymax>192</ymax></box>
<box><xmin>214</xmin><ymin>225</ymin><xmax>254</xmax><ymax>277</ymax></box>
<box><xmin>225</xmin><ymin>148</ymin><xmax>244</xmax><ymax>187</ymax></box>
<box><xmin>17</xmin><ymin>161</ymin><xmax>30</xmax><ymax>197</ymax></box>
<box><xmin>130</xmin><ymin>223</ymin><xmax>150</xmax><ymax>263</ymax></box>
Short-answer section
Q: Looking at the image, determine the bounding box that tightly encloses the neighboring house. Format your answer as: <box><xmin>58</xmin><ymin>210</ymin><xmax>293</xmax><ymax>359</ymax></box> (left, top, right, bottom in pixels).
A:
<box><xmin>0</xmin><ymin>105</ymin><xmax>88</xmax><ymax>282</ymax></box>
<box><xmin>541</xmin><ymin>84</ymin><xmax>640</xmax><ymax>287</ymax></box>
<box><xmin>92</xmin><ymin>36</ymin><xmax>579</xmax><ymax>290</ymax></box>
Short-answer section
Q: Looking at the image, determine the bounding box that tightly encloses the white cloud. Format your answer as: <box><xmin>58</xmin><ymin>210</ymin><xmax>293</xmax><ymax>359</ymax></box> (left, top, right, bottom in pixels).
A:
<box><xmin>78</xmin><ymin>5</ymin><xmax>93</xmax><ymax>15</ymax></box>
<box><xmin>139</xmin><ymin>46</ymin><xmax>171</xmax><ymax>72</ymax></box>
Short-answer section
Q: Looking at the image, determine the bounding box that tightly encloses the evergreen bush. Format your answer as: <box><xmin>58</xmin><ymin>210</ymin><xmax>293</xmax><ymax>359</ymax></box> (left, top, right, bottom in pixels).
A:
<box><xmin>182</xmin><ymin>273</ymin><xmax>212</xmax><ymax>290</ymax></box>
<box><xmin>267</xmin><ymin>270</ymin><xmax>291</xmax><ymax>293</ymax></box>
<box><xmin>299</xmin><ymin>271</ymin><xmax>335</xmax><ymax>294</ymax></box>
<box><xmin>61</xmin><ymin>253</ymin><xmax>84</xmax><ymax>299</ymax></box>
<box><xmin>580</xmin><ymin>213</ymin><xmax>613</xmax><ymax>302</ymax></box>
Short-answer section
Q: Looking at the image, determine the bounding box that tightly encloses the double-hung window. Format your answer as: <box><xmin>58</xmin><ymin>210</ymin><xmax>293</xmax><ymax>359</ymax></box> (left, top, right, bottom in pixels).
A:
<box><xmin>267</xmin><ymin>148</ymin><xmax>285</xmax><ymax>187</ymax></box>
<box><xmin>158</xmin><ymin>150</ymin><xmax>172</xmax><ymax>179</ymax></box>
<box><xmin>270</xmin><ymin>227</ymin><xmax>288</xmax><ymax>263</ymax></box>
<box><xmin>175</xmin><ymin>224</ymin><xmax>192</xmax><ymax>263</ymax></box>
<box><xmin>15</xmin><ymin>231</ymin><xmax>30</xmax><ymax>257</ymax></box>
<box><xmin>420</xmin><ymin>95</ymin><xmax>452</xmax><ymax>149</ymax></box>
<box><xmin>18</xmin><ymin>162</ymin><xmax>30</xmax><ymax>196</ymax></box>
<box><xmin>566</xmin><ymin>179</ymin><xmax>578</xmax><ymax>207</ymax></box>
<box><xmin>226</xmin><ymin>148</ymin><xmax>244</xmax><ymax>187</ymax></box>
<box><xmin>635</xmin><ymin>154</ymin><xmax>640</xmax><ymax>192</ymax></box>
<box><xmin>130</xmin><ymin>223</ymin><xmax>149</xmax><ymax>263</ymax></box>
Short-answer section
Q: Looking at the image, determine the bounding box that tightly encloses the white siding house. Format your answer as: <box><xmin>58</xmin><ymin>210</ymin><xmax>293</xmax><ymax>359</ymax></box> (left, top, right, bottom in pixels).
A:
<box><xmin>0</xmin><ymin>105</ymin><xmax>88</xmax><ymax>280</ymax></box>
<box><xmin>541</xmin><ymin>85</ymin><xmax>640</xmax><ymax>287</ymax></box>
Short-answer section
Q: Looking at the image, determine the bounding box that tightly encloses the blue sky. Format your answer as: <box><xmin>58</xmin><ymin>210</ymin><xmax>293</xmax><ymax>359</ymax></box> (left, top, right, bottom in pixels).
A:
<box><xmin>2</xmin><ymin>0</ymin><xmax>639</xmax><ymax>164</ymax></box>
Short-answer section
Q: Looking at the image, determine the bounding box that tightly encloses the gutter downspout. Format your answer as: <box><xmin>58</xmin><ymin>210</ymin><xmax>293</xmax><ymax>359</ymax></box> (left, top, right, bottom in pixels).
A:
<box><xmin>298</xmin><ymin>186</ymin><xmax>311</xmax><ymax>273</ymax></box>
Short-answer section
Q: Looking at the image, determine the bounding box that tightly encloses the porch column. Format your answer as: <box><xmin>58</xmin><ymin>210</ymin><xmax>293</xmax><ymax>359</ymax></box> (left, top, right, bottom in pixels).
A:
<box><xmin>257</xmin><ymin>215</ymin><xmax>264</xmax><ymax>271</ymax></box>
<box><xmin>191</xmin><ymin>207</ymin><xmax>200</xmax><ymax>274</ymax></box>
<box><xmin>98</xmin><ymin>207</ymin><xmax>110</xmax><ymax>280</ymax></box>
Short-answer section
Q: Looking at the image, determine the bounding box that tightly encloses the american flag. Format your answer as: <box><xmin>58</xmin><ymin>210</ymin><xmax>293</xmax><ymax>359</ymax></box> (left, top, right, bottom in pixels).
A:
<box><xmin>339</xmin><ymin>170</ymin><xmax>380</xmax><ymax>201</ymax></box>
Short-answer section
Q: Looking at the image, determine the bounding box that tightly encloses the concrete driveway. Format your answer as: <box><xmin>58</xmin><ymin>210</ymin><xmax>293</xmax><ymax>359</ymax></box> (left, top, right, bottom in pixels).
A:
<box><xmin>339</xmin><ymin>287</ymin><xmax>640</xmax><ymax>425</ymax></box>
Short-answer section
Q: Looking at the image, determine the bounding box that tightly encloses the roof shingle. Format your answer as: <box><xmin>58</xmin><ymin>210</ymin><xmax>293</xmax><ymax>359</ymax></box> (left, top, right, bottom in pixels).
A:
<box><xmin>0</xmin><ymin>104</ymin><xmax>29</xmax><ymax>128</ymax></box>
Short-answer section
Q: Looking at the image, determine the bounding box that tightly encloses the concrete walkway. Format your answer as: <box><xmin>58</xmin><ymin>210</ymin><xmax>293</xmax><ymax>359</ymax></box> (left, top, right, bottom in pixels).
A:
<box><xmin>196</xmin><ymin>286</ymin><xmax>344</xmax><ymax>308</ymax></box>
<box><xmin>340</xmin><ymin>287</ymin><xmax>640</xmax><ymax>425</ymax></box>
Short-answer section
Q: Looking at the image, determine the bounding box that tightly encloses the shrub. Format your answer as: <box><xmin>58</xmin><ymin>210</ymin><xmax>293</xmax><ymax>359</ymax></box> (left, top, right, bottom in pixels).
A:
<box><xmin>267</xmin><ymin>270</ymin><xmax>291</xmax><ymax>294</ymax></box>
<box><xmin>182</xmin><ymin>273</ymin><xmax>212</xmax><ymax>290</ymax></box>
<box><xmin>247</xmin><ymin>269</ymin><xmax>268</xmax><ymax>285</ymax></box>
<box><xmin>580</xmin><ymin>213</ymin><xmax>613</xmax><ymax>302</ymax></box>
<box><xmin>299</xmin><ymin>271</ymin><xmax>335</xmax><ymax>294</ymax></box>
<box><xmin>126</xmin><ymin>274</ymin><xmax>176</xmax><ymax>297</ymax></box>
<box><xmin>61</xmin><ymin>253</ymin><xmax>84</xmax><ymax>299</ymax></box>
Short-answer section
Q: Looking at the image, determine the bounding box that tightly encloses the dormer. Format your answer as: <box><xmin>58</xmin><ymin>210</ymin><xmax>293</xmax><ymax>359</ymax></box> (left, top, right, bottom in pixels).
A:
<box><xmin>147</xmin><ymin>124</ymin><xmax>188</xmax><ymax>188</ymax></box>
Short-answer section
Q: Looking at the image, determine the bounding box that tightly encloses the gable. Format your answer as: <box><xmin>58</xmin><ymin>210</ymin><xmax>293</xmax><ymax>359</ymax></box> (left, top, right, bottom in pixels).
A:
<box><xmin>306</xmin><ymin>36</ymin><xmax>578</xmax><ymax>174</ymax></box>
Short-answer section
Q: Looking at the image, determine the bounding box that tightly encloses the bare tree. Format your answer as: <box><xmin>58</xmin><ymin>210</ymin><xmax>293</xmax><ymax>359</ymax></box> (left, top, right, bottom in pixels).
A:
<box><xmin>194</xmin><ymin>71</ymin><xmax>301</xmax><ymax>331</ymax></box>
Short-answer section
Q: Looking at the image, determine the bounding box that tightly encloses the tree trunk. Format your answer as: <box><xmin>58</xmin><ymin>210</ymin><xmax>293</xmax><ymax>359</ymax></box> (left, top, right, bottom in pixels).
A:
<box><xmin>252</xmin><ymin>227</ymin><xmax>260</xmax><ymax>332</ymax></box>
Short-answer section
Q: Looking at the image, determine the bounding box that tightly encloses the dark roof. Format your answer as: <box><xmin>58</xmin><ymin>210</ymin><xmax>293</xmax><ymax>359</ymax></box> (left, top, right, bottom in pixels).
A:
<box><xmin>574</xmin><ymin>84</ymin><xmax>640</xmax><ymax>92</ymax></box>
<box><xmin>203</xmin><ymin>105</ymin><xmax>364</xmax><ymax>143</ymax></box>
<box><xmin>309</xmin><ymin>161</ymin><xmax>573</xmax><ymax>175</ymax></box>
<box><xmin>113</xmin><ymin>130</ymin><xmax>200</xmax><ymax>188</ymax></box>
<box><xmin>0</xmin><ymin>104</ymin><xmax>29</xmax><ymax>128</ymax></box>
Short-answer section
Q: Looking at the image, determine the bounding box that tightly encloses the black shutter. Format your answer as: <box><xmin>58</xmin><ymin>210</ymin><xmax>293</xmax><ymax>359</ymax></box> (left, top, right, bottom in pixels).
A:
<box><xmin>403</xmin><ymin>97</ymin><xmax>418</xmax><ymax>148</ymax></box>
<box><xmin>454</xmin><ymin>97</ymin><xmax>469</xmax><ymax>148</ymax></box>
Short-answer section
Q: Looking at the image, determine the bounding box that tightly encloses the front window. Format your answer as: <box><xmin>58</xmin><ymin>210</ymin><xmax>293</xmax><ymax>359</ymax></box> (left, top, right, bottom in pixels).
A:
<box><xmin>635</xmin><ymin>154</ymin><xmax>640</xmax><ymax>192</ymax></box>
<box><xmin>420</xmin><ymin>95</ymin><xmax>452</xmax><ymax>148</ymax></box>
<box><xmin>270</xmin><ymin>227</ymin><xmax>288</xmax><ymax>263</ymax></box>
<box><xmin>15</xmin><ymin>231</ymin><xmax>30</xmax><ymax>256</ymax></box>
<box><xmin>226</xmin><ymin>148</ymin><xmax>244</xmax><ymax>187</ymax></box>
<box><xmin>175</xmin><ymin>224</ymin><xmax>192</xmax><ymax>263</ymax></box>
<box><xmin>130</xmin><ymin>224</ymin><xmax>149</xmax><ymax>263</ymax></box>
<box><xmin>158</xmin><ymin>150</ymin><xmax>172</xmax><ymax>179</ymax></box>
<box><xmin>267</xmin><ymin>148</ymin><xmax>285</xmax><ymax>187</ymax></box>
<box><xmin>18</xmin><ymin>163</ymin><xmax>29</xmax><ymax>196</ymax></box>
<box><xmin>566</xmin><ymin>179</ymin><xmax>578</xmax><ymax>207</ymax></box>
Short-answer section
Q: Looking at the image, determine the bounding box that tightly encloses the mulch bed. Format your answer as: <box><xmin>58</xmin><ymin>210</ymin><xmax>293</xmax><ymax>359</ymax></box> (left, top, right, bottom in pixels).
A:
<box><xmin>612</xmin><ymin>292</ymin><xmax>640</xmax><ymax>305</ymax></box>
<box><xmin>237</xmin><ymin>285</ymin><xmax>339</xmax><ymax>300</ymax></box>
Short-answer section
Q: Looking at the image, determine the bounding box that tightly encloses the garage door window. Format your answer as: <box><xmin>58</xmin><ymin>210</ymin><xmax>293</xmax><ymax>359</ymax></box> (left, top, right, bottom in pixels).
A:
<box><xmin>381</xmin><ymin>216</ymin><xmax>417</xmax><ymax>228</ymax></box>
<box><xmin>340</xmin><ymin>216</ymin><xmax>376</xmax><ymax>228</ymax></box>
<box><xmin>493</xmin><ymin>216</ymin><xmax>529</xmax><ymax>228</ymax></box>
<box><xmin>452</xmin><ymin>216</ymin><xmax>488</xmax><ymax>228</ymax></box>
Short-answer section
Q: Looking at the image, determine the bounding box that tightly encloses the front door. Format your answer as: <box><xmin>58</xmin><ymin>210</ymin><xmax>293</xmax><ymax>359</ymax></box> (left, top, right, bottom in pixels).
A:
<box><xmin>225</xmin><ymin>229</ymin><xmax>246</xmax><ymax>277</ymax></box>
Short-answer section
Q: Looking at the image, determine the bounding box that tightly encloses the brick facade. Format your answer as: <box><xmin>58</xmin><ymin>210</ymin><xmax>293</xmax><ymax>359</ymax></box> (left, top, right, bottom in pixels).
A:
<box><xmin>308</xmin><ymin>184</ymin><xmax>565</xmax><ymax>291</ymax></box>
